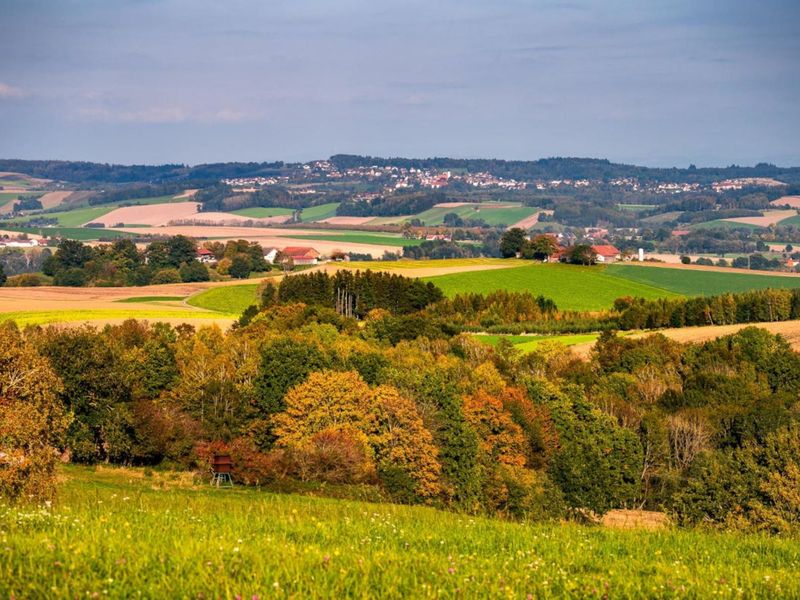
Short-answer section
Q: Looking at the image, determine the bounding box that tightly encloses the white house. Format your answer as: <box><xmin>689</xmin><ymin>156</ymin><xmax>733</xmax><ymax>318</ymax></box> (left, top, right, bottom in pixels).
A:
<box><xmin>263</xmin><ymin>247</ymin><xmax>279</xmax><ymax>264</ymax></box>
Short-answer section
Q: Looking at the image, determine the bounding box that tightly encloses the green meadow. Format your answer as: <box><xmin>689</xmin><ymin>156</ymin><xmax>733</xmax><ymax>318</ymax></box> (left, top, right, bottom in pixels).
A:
<box><xmin>473</xmin><ymin>333</ymin><xmax>599</xmax><ymax>351</ymax></box>
<box><xmin>231</xmin><ymin>207</ymin><xmax>295</xmax><ymax>218</ymax></box>
<box><xmin>1</xmin><ymin>465</ymin><xmax>797</xmax><ymax>599</ymax></box>
<box><xmin>301</xmin><ymin>202</ymin><xmax>341</xmax><ymax>221</ymax></box>
<box><xmin>0</xmin><ymin>309</ymin><xmax>234</xmax><ymax>327</ymax></box>
<box><xmin>606</xmin><ymin>264</ymin><xmax>800</xmax><ymax>296</ymax></box>
<box><xmin>187</xmin><ymin>284</ymin><xmax>260</xmax><ymax>313</ymax></box>
<box><xmin>410</xmin><ymin>202</ymin><xmax>538</xmax><ymax>226</ymax></box>
<box><xmin>423</xmin><ymin>263</ymin><xmax>679</xmax><ymax>311</ymax></box>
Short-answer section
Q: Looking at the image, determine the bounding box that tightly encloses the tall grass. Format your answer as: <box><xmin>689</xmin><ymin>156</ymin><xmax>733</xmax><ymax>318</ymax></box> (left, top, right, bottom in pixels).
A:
<box><xmin>1</xmin><ymin>466</ymin><xmax>797</xmax><ymax>598</ymax></box>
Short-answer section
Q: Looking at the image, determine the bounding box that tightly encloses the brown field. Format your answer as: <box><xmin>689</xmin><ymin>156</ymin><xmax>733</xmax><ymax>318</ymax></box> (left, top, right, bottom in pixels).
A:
<box><xmin>770</xmin><ymin>195</ymin><xmax>800</xmax><ymax>208</ymax></box>
<box><xmin>723</xmin><ymin>209</ymin><xmax>797</xmax><ymax>227</ymax></box>
<box><xmin>174</xmin><ymin>211</ymin><xmax>292</xmax><ymax>226</ymax></box>
<box><xmin>318</xmin><ymin>216</ymin><xmax>375</xmax><ymax>225</ymax></box>
<box><xmin>570</xmin><ymin>319</ymin><xmax>800</xmax><ymax>358</ymax></box>
<box><xmin>174</xmin><ymin>189</ymin><xmax>199</xmax><ymax>198</ymax></box>
<box><xmin>511</xmin><ymin>209</ymin><xmax>553</xmax><ymax>229</ymax></box>
<box><xmin>92</xmin><ymin>202</ymin><xmax>201</xmax><ymax>226</ymax></box>
<box><xmin>0</xmin><ymin>200</ymin><xmax>18</xmax><ymax>215</ymax></box>
<box><xmin>117</xmin><ymin>225</ymin><xmax>399</xmax><ymax>257</ymax></box>
<box><xmin>37</xmin><ymin>191</ymin><xmax>74</xmax><ymax>209</ymax></box>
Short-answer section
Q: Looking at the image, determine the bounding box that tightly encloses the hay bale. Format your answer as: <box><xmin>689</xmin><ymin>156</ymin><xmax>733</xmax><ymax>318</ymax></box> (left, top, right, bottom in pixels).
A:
<box><xmin>601</xmin><ymin>509</ymin><xmax>670</xmax><ymax>531</ymax></box>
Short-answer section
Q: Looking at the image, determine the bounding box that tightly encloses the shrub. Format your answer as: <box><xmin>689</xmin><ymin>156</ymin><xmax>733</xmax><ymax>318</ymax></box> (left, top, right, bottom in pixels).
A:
<box><xmin>151</xmin><ymin>268</ymin><xmax>181</xmax><ymax>284</ymax></box>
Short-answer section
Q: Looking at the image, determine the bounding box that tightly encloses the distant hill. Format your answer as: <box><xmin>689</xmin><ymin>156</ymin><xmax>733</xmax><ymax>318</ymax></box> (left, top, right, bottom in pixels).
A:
<box><xmin>1</xmin><ymin>155</ymin><xmax>800</xmax><ymax>185</ymax></box>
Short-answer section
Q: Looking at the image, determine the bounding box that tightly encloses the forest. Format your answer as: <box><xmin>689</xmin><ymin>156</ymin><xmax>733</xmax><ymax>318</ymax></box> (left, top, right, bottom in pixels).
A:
<box><xmin>4</xmin><ymin>267</ymin><xmax>800</xmax><ymax>534</ymax></box>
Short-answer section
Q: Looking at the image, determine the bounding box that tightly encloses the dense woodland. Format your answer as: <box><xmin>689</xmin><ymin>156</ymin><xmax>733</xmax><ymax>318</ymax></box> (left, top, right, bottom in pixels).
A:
<box><xmin>4</xmin><ymin>283</ymin><xmax>800</xmax><ymax>532</ymax></box>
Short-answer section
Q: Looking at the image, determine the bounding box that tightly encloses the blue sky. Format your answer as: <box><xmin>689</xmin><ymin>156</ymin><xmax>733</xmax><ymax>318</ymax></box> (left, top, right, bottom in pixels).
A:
<box><xmin>0</xmin><ymin>0</ymin><xmax>798</xmax><ymax>166</ymax></box>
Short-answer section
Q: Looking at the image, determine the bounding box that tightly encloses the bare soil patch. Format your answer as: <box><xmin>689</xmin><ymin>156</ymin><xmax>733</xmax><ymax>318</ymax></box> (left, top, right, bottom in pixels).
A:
<box><xmin>38</xmin><ymin>191</ymin><xmax>73</xmax><ymax>209</ymax></box>
<box><xmin>174</xmin><ymin>189</ymin><xmax>199</xmax><ymax>199</ymax></box>
<box><xmin>318</xmin><ymin>216</ymin><xmax>375</xmax><ymax>225</ymax></box>
<box><xmin>511</xmin><ymin>209</ymin><xmax>553</xmax><ymax>229</ymax></box>
<box><xmin>723</xmin><ymin>210</ymin><xmax>797</xmax><ymax>227</ymax></box>
<box><xmin>92</xmin><ymin>202</ymin><xmax>201</xmax><ymax>227</ymax></box>
<box><xmin>770</xmin><ymin>195</ymin><xmax>800</xmax><ymax>208</ymax></box>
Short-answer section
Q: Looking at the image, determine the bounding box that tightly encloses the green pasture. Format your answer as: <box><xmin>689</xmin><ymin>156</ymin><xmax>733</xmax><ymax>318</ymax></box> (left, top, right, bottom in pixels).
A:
<box><xmin>410</xmin><ymin>202</ymin><xmax>538</xmax><ymax>227</ymax></box>
<box><xmin>115</xmin><ymin>296</ymin><xmax>186</xmax><ymax>303</ymax></box>
<box><xmin>1</xmin><ymin>465</ymin><xmax>797</xmax><ymax>598</ymax></box>
<box><xmin>423</xmin><ymin>263</ymin><xmax>680</xmax><ymax>311</ymax></box>
<box><xmin>301</xmin><ymin>202</ymin><xmax>341</xmax><ymax>221</ymax></box>
<box><xmin>187</xmin><ymin>284</ymin><xmax>260</xmax><ymax>313</ymax></box>
<box><xmin>606</xmin><ymin>264</ymin><xmax>800</xmax><ymax>296</ymax></box>
<box><xmin>231</xmin><ymin>207</ymin><xmax>294</xmax><ymax>218</ymax></box>
<box><xmin>0</xmin><ymin>309</ymin><xmax>235</xmax><ymax>327</ymax></box>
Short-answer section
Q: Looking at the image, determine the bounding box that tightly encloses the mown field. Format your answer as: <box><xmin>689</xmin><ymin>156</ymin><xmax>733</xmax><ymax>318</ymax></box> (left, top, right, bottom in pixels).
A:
<box><xmin>0</xmin><ymin>308</ymin><xmax>236</xmax><ymax>327</ymax></box>
<box><xmin>301</xmin><ymin>202</ymin><xmax>340</xmax><ymax>221</ymax></box>
<box><xmin>1</xmin><ymin>466</ymin><xmax>797</xmax><ymax>599</ymax></box>
<box><xmin>187</xmin><ymin>284</ymin><xmax>260</xmax><ymax>313</ymax></box>
<box><xmin>607</xmin><ymin>264</ymin><xmax>800</xmax><ymax>296</ymax></box>
<box><xmin>423</xmin><ymin>263</ymin><xmax>680</xmax><ymax>311</ymax></box>
<box><xmin>286</xmin><ymin>232</ymin><xmax>424</xmax><ymax>247</ymax></box>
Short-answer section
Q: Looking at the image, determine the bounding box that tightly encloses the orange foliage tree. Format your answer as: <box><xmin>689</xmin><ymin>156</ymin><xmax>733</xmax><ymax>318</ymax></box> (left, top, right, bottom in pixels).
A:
<box><xmin>0</xmin><ymin>325</ymin><xmax>71</xmax><ymax>503</ymax></box>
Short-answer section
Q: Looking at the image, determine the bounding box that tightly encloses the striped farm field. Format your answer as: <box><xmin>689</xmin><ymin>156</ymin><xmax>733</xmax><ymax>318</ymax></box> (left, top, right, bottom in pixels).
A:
<box><xmin>423</xmin><ymin>263</ymin><xmax>680</xmax><ymax>311</ymax></box>
<box><xmin>606</xmin><ymin>264</ymin><xmax>800</xmax><ymax>296</ymax></box>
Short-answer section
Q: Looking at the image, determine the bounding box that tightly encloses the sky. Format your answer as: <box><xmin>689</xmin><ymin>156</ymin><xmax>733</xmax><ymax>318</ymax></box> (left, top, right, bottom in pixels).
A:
<box><xmin>0</xmin><ymin>0</ymin><xmax>798</xmax><ymax>167</ymax></box>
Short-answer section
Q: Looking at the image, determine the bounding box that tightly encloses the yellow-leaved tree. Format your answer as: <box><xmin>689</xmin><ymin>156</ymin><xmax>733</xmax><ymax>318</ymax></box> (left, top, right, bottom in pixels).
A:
<box><xmin>0</xmin><ymin>324</ymin><xmax>71</xmax><ymax>503</ymax></box>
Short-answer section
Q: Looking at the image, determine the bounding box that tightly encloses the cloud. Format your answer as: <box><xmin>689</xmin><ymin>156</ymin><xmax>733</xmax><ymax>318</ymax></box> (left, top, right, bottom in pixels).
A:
<box><xmin>0</xmin><ymin>83</ymin><xmax>26</xmax><ymax>98</ymax></box>
<box><xmin>77</xmin><ymin>105</ymin><xmax>262</xmax><ymax>124</ymax></box>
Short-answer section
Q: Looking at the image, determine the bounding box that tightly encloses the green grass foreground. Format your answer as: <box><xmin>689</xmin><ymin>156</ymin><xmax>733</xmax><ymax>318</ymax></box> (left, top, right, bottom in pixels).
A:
<box><xmin>1</xmin><ymin>466</ymin><xmax>797</xmax><ymax>598</ymax></box>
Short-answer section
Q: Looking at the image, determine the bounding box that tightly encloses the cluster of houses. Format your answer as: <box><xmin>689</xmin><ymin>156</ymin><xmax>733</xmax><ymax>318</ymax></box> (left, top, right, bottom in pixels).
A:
<box><xmin>196</xmin><ymin>245</ymin><xmax>323</xmax><ymax>267</ymax></box>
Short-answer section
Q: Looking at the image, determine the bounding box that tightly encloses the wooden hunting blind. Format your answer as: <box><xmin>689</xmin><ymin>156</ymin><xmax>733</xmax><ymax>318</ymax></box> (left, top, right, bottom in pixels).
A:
<box><xmin>211</xmin><ymin>453</ymin><xmax>233</xmax><ymax>487</ymax></box>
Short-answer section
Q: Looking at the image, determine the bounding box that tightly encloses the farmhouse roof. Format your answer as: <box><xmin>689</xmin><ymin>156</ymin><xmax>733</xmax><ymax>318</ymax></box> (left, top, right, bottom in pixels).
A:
<box><xmin>197</xmin><ymin>248</ymin><xmax>214</xmax><ymax>256</ymax></box>
<box><xmin>591</xmin><ymin>244</ymin><xmax>621</xmax><ymax>257</ymax></box>
<box><xmin>282</xmin><ymin>246</ymin><xmax>320</xmax><ymax>259</ymax></box>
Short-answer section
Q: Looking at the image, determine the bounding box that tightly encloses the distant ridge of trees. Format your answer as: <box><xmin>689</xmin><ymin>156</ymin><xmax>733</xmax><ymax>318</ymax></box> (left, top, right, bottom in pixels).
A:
<box><xmin>2</xmin><ymin>156</ymin><xmax>800</xmax><ymax>185</ymax></box>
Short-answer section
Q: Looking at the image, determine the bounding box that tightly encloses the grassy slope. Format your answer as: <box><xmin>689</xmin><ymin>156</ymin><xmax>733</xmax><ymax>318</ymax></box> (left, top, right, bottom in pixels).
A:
<box><xmin>187</xmin><ymin>284</ymin><xmax>259</xmax><ymax>313</ymax></box>
<box><xmin>231</xmin><ymin>207</ymin><xmax>294</xmax><ymax>218</ymax></box>
<box><xmin>607</xmin><ymin>264</ymin><xmax>800</xmax><ymax>296</ymax></box>
<box><xmin>423</xmin><ymin>263</ymin><xmax>680</xmax><ymax>311</ymax></box>
<box><xmin>0</xmin><ymin>192</ymin><xmax>19</xmax><ymax>207</ymax></box>
<box><xmin>1</xmin><ymin>465</ymin><xmax>797</xmax><ymax>598</ymax></box>
<box><xmin>411</xmin><ymin>203</ymin><xmax>538</xmax><ymax>226</ymax></box>
<box><xmin>691</xmin><ymin>220</ymin><xmax>761</xmax><ymax>230</ymax></box>
<box><xmin>301</xmin><ymin>202</ymin><xmax>341</xmax><ymax>221</ymax></box>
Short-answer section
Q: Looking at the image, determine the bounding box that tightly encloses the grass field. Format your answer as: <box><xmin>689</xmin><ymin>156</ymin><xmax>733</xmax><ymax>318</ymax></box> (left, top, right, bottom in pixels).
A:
<box><xmin>301</xmin><ymin>202</ymin><xmax>341</xmax><ymax>221</ymax></box>
<box><xmin>0</xmin><ymin>225</ymin><xmax>134</xmax><ymax>240</ymax></box>
<box><xmin>0</xmin><ymin>192</ymin><xmax>19</xmax><ymax>207</ymax></box>
<box><xmin>187</xmin><ymin>284</ymin><xmax>259</xmax><ymax>313</ymax></box>
<box><xmin>423</xmin><ymin>263</ymin><xmax>680</xmax><ymax>311</ymax></box>
<box><xmin>115</xmin><ymin>296</ymin><xmax>185</xmax><ymax>303</ymax></box>
<box><xmin>0</xmin><ymin>309</ymin><xmax>235</xmax><ymax>327</ymax></box>
<box><xmin>11</xmin><ymin>205</ymin><xmax>115</xmax><ymax>227</ymax></box>
<box><xmin>286</xmin><ymin>233</ymin><xmax>424</xmax><ymax>247</ymax></box>
<box><xmin>231</xmin><ymin>207</ymin><xmax>294</xmax><ymax>218</ymax></box>
<box><xmin>778</xmin><ymin>214</ymin><xmax>800</xmax><ymax>227</ymax></box>
<box><xmin>473</xmin><ymin>333</ymin><xmax>599</xmax><ymax>351</ymax></box>
<box><xmin>410</xmin><ymin>203</ymin><xmax>538</xmax><ymax>227</ymax></box>
<box><xmin>1</xmin><ymin>465</ymin><xmax>797</xmax><ymax>598</ymax></box>
<box><xmin>607</xmin><ymin>264</ymin><xmax>800</xmax><ymax>296</ymax></box>
<box><xmin>346</xmin><ymin>258</ymin><xmax>512</xmax><ymax>270</ymax></box>
<box><xmin>691</xmin><ymin>220</ymin><xmax>761</xmax><ymax>230</ymax></box>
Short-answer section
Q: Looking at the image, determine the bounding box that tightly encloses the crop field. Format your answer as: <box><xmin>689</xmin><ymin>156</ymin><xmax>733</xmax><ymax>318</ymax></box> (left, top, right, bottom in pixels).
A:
<box><xmin>11</xmin><ymin>205</ymin><xmax>117</xmax><ymax>228</ymax></box>
<box><xmin>410</xmin><ymin>202</ymin><xmax>539</xmax><ymax>227</ymax></box>
<box><xmin>1</xmin><ymin>465</ymin><xmax>797</xmax><ymax>599</ymax></box>
<box><xmin>285</xmin><ymin>232</ymin><xmax>424</xmax><ymax>247</ymax></box>
<box><xmin>607</xmin><ymin>264</ymin><xmax>800</xmax><ymax>296</ymax></box>
<box><xmin>187</xmin><ymin>284</ymin><xmax>260</xmax><ymax>313</ymax></box>
<box><xmin>115</xmin><ymin>295</ymin><xmax>185</xmax><ymax>303</ymax></box>
<box><xmin>692</xmin><ymin>219</ymin><xmax>761</xmax><ymax>230</ymax></box>
<box><xmin>232</xmin><ymin>207</ymin><xmax>295</xmax><ymax>218</ymax></box>
<box><xmin>473</xmin><ymin>333</ymin><xmax>599</xmax><ymax>350</ymax></box>
<box><xmin>1</xmin><ymin>225</ymin><xmax>133</xmax><ymax>240</ymax></box>
<box><xmin>301</xmin><ymin>202</ymin><xmax>340</xmax><ymax>221</ymax></box>
<box><xmin>0</xmin><ymin>308</ymin><xmax>236</xmax><ymax>327</ymax></box>
<box><xmin>0</xmin><ymin>192</ymin><xmax>19</xmax><ymax>207</ymax></box>
<box><xmin>423</xmin><ymin>263</ymin><xmax>680</xmax><ymax>311</ymax></box>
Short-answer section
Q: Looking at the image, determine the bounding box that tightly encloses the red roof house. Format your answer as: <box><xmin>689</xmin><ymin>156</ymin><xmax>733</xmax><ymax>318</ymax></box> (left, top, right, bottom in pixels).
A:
<box><xmin>281</xmin><ymin>246</ymin><xmax>321</xmax><ymax>265</ymax></box>
<box><xmin>591</xmin><ymin>244</ymin><xmax>621</xmax><ymax>263</ymax></box>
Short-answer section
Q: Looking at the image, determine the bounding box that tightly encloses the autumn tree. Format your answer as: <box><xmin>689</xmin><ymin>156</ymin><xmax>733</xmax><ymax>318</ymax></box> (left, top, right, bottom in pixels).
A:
<box><xmin>0</xmin><ymin>324</ymin><xmax>70</xmax><ymax>503</ymax></box>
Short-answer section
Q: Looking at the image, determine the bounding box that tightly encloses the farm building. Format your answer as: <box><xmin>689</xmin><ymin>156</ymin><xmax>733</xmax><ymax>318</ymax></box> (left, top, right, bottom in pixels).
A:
<box><xmin>281</xmin><ymin>246</ymin><xmax>321</xmax><ymax>266</ymax></box>
<box><xmin>263</xmin><ymin>247</ymin><xmax>279</xmax><ymax>264</ymax></box>
<box><xmin>196</xmin><ymin>248</ymin><xmax>216</xmax><ymax>264</ymax></box>
<box><xmin>592</xmin><ymin>244</ymin><xmax>621</xmax><ymax>263</ymax></box>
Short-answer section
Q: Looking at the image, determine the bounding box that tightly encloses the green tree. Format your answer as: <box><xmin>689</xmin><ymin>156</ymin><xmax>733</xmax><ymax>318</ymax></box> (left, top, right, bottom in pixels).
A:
<box><xmin>179</xmin><ymin>260</ymin><xmax>210</xmax><ymax>282</ymax></box>
<box><xmin>566</xmin><ymin>244</ymin><xmax>597</xmax><ymax>265</ymax></box>
<box><xmin>499</xmin><ymin>228</ymin><xmax>527</xmax><ymax>258</ymax></box>
<box><xmin>229</xmin><ymin>255</ymin><xmax>252</xmax><ymax>279</ymax></box>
